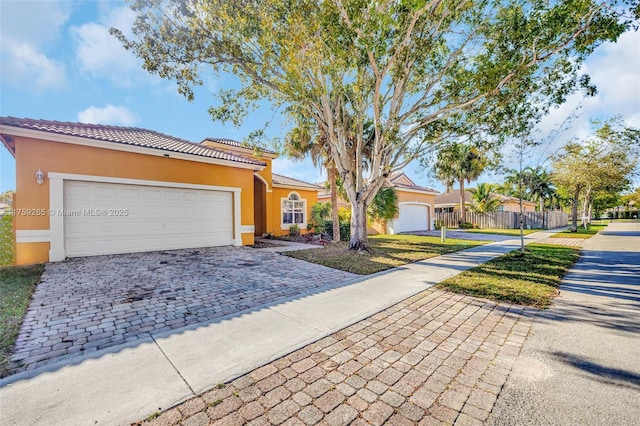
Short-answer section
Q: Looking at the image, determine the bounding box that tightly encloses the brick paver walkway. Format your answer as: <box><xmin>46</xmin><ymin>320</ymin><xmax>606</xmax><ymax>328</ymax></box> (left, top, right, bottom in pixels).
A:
<box><xmin>139</xmin><ymin>288</ymin><xmax>532</xmax><ymax>426</ymax></box>
<box><xmin>537</xmin><ymin>238</ymin><xmax>584</xmax><ymax>247</ymax></box>
<box><xmin>9</xmin><ymin>247</ymin><xmax>355</xmax><ymax>375</ymax></box>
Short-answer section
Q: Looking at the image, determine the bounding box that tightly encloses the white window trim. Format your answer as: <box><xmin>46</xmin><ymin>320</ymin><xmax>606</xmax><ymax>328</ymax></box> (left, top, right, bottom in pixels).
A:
<box><xmin>48</xmin><ymin>172</ymin><xmax>243</xmax><ymax>262</ymax></box>
<box><xmin>280</xmin><ymin>192</ymin><xmax>307</xmax><ymax>230</ymax></box>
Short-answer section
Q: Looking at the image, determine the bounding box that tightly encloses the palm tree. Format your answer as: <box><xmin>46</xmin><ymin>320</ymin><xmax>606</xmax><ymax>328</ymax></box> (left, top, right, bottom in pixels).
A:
<box><xmin>524</xmin><ymin>166</ymin><xmax>555</xmax><ymax>228</ymax></box>
<box><xmin>435</xmin><ymin>143</ymin><xmax>488</xmax><ymax>223</ymax></box>
<box><xmin>367</xmin><ymin>187</ymin><xmax>399</xmax><ymax>222</ymax></box>
<box><xmin>286</xmin><ymin>123</ymin><xmax>341</xmax><ymax>241</ymax></box>
<box><xmin>469</xmin><ymin>183</ymin><xmax>501</xmax><ymax>213</ymax></box>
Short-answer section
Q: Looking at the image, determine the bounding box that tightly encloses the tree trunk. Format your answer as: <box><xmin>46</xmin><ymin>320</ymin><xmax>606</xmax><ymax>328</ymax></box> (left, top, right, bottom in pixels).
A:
<box><xmin>459</xmin><ymin>179</ymin><xmax>466</xmax><ymax>224</ymax></box>
<box><xmin>571</xmin><ymin>187</ymin><xmax>580</xmax><ymax>232</ymax></box>
<box><xmin>540</xmin><ymin>197</ymin><xmax>546</xmax><ymax>229</ymax></box>
<box><xmin>328</xmin><ymin>166</ymin><xmax>340</xmax><ymax>242</ymax></box>
<box><xmin>349</xmin><ymin>198</ymin><xmax>369</xmax><ymax>251</ymax></box>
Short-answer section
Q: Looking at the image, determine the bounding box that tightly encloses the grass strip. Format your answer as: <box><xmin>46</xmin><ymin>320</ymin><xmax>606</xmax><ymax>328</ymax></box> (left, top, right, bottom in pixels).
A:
<box><xmin>436</xmin><ymin>244</ymin><xmax>579</xmax><ymax>308</ymax></box>
<box><xmin>551</xmin><ymin>224</ymin><xmax>606</xmax><ymax>239</ymax></box>
<box><xmin>1</xmin><ymin>264</ymin><xmax>44</xmax><ymax>377</ymax></box>
<box><xmin>466</xmin><ymin>228</ymin><xmax>539</xmax><ymax>236</ymax></box>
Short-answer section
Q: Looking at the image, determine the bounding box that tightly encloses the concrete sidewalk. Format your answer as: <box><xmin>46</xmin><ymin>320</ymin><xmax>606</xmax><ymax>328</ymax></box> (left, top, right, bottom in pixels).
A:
<box><xmin>489</xmin><ymin>221</ymin><xmax>640</xmax><ymax>426</ymax></box>
<box><xmin>0</xmin><ymin>229</ymin><xmax>559</xmax><ymax>426</ymax></box>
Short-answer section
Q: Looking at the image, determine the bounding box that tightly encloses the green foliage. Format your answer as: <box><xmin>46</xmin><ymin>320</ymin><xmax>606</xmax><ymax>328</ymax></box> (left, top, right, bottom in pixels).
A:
<box><xmin>434</xmin><ymin>143</ymin><xmax>488</xmax><ymax>190</ymax></box>
<box><xmin>551</xmin><ymin>117</ymin><xmax>639</xmax><ymax>230</ymax></box>
<box><xmin>112</xmin><ymin>0</ymin><xmax>634</xmax><ymax>249</ymax></box>
<box><xmin>310</xmin><ymin>202</ymin><xmax>332</xmax><ymax>231</ymax></box>
<box><xmin>458</xmin><ymin>221</ymin><xmax>475</xmax><ymax>229</ymax></box>
<box><xmin>470</xmin><ymin>183</ymin><xmax>501</xmax><ymax>213</ymax></box>
<box><xmin>0</xmin><ymin>213</ymin><xmax>14</xmax><ymax>266</ymax></box>
<box><xmin>288</xmin><ymin>224</ymin><xmax>300</xmax><ymax>236</ymax></box>
<box><xmin>368</xmin><ymin>187</ymin><xmax>399</xmax><ymax>222</ymax></box>
<box><xmin>323</xmin><ymin>221</ymin><xmax>351</xmax><ymax>242</ymax></box>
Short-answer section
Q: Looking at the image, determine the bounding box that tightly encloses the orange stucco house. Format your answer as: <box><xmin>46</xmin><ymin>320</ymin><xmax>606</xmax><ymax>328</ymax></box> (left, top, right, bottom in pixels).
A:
<box><xmin>0</xmin><ymin>117</ymin><xmax>320</xmax><ymax>265</ymax></box>
<box><xmin>318</xmin><ymin>172</ymin><xmax>438</xmax><ymax>234</ymax></box>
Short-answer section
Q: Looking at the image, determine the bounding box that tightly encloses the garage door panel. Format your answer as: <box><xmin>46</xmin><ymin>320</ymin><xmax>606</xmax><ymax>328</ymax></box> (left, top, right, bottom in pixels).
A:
<box><xmin>393</xmin><ymin>204</ymin><xmax>429</xmax><ymax>233</ymax></box>
<box><xmin>64</xmin><ymin>181</ymin><xmax>234</xmax><ymax>257</ymax></box>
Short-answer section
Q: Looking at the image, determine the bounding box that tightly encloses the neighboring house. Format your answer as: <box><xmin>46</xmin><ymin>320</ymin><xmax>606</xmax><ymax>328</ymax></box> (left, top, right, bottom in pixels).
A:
<box><xmin>0</xmin><ymin>203</ymin><xmax>9</xmax><ymax>215</ymax></box>
<box><xmin>1</xmin><ymin>117</ymin><xmax>320</xmax><ymax>265</ymax></box>
<box><xmin>435</xmin><ymin>190</ymin><xmax>537</xmax><ymax>213</ymax></box>
<box><xmin>318</xmin><ymin>172</ymin><xmax>438</xmax><ymax>234</ymax></box>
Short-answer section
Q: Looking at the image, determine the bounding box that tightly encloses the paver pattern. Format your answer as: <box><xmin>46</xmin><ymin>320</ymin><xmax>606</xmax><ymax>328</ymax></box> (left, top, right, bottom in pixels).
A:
<box><xmin>537</xmin><ymin>237</ymin><xmax>584</xmax><ymax>247</ymax></box>
<box><xmin>8</xmin><ymin>247</ymin><xmax>356</xmax><ymax>375</ymax></box>
<box><xmin>139</xmin><ymin>288</ymin><xmax>532</xmax><ymax>426</ymax></box>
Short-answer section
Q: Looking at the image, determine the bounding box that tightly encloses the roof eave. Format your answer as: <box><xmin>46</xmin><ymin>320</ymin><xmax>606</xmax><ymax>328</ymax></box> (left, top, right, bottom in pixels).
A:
<box><xmin>272</xmin><ymin>183</ymin><xmax>321</xmax><ymax>191</ymax></box>
<box><xmin>0</xmin><ymin>125</ymin><xmax>265</xmax><ymax>171</ymax></box>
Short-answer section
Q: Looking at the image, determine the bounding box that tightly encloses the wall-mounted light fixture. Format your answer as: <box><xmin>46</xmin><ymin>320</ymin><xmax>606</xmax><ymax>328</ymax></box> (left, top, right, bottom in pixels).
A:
<box><xmin>36</xmin><ymin>169</ymin><xmax>44</xmax><ymax>185</ymax></box>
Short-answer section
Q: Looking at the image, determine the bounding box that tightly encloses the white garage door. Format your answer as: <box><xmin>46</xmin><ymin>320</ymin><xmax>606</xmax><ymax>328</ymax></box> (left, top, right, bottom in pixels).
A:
<box><xmin>64</xmin><ymin>181</ymin><xmax>233</xmax><ymax>257</ymax></box>
<box><xmin>393</xmin><ymin>204</ymin><xmax>429</xmax><ymax>233</ymax></box>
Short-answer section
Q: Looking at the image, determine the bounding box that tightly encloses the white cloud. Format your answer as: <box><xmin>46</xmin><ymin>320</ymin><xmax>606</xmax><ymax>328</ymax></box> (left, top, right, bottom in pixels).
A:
<box><xmin>78</xmin><ymin>105</ymin><xmax>139</xmax><ymax>126</ymax></box>
<box><xmin>0</xmin><ymin>0</ymin><xmax>70</xmax><ymax>91</ymax></box>
<box><xmin>1</xmin><ymin>41</ymin><xmax>66</xmax><ymax>91</ymax></box>
<box><xmin>71</xmin><ymin>6</ymin><xmax>156</xmax><ymax>87</ymax></box>
<box><xmin>0</xmin><ymin>1</ymin><xmax>71</xmax><ymax>47</ymax></box>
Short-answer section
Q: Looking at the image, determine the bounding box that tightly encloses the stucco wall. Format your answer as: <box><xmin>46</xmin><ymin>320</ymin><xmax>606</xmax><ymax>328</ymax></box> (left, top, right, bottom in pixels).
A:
<box><xmin>12</xmin><ymin>136</ymin><xmax>257</xmax><ymax>264</ymax></box>
<box><xmin>270</xmin><ymin>187</ymin><xmax>318</xmax><ymax>237</ymax></box>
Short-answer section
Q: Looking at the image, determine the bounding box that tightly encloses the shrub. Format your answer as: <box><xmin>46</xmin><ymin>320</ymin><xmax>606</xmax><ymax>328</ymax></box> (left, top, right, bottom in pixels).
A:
<box><xmin>288</xmin><ymin>224</ymin><xmax>300</xmax><ymax>236</ymax></box>
<box><xmin>0</xmin><ymin>212</ymin><xmax>14</xmax><ymax>266</ymax></box>
<box><xmin>323</xmin><ymin>221</ymin><xmax>351</xmax><ymax>241</ymax></box>
<box><xmin>459</xmin><ymin>221</ymin><xmax>474</xmax><ymax>229</ymax></box>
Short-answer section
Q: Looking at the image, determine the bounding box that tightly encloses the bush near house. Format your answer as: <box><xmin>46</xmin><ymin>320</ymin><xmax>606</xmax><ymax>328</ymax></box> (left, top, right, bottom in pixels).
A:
<box><xmin>323</xmin><ymin>221</ymin><xmax>351</xmax><ymax>242</ymax></box>
<box><xmin>0</xmin><ymin>213</ymin><xmax>14</xmax><ymax>266</ymax></box>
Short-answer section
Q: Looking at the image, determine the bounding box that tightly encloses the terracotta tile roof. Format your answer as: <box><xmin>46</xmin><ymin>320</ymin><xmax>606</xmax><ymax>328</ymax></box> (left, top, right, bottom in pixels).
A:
<box><xmin>389</xmin><ymin>173</ymin><xmax>439</xmax><ymax>193</ymax></box>
<box><xmin>202</xmin><ymin>137</ymin><xmax>276</xmax><ymax>155</ymax></box>
<box><xmin>272</xmin><ymin>173</ymin><xmax>322</xmax><ymax>190</ymax></box>
<box><xmin>0</xmin><ymin>117</ymin><xmax>266</xmax><ymax>167</ymax></box>
<box><xmin>435</xmin><ymin>190</ymin><xmax>535</xmax><ymax>205</ymax></box>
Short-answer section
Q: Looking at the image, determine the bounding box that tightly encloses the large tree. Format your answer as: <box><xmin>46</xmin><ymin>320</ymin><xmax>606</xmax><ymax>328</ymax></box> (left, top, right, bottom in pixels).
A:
<box><xmin>113</xmin><ymin>0</ymin><xmax>635</xmax><ymax>250</ymax></box>
<box><xmin>551</xmin><ymin>119</ymin><xmax>639</xmax><ymax>231</ymax></box>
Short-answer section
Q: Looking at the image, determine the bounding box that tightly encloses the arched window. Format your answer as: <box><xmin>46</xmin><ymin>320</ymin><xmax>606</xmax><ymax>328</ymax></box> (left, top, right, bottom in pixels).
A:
<box><xmin>282</xmin><ymin>192</ymin><xmax>306</xmax><ymax>227</ymax></box>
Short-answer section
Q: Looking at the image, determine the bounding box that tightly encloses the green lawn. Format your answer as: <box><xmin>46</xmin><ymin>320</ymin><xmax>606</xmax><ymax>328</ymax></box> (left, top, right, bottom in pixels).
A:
<box><xmin>0</xmin><ymin>264</ymin><xmax>44</xmax><ymax>377</ymax></box>
<box><xmin>285</xmin><ymin>234</ymin><xmax>484</xmax><ymax>275</ymax></box>
<box><xmin>551</xmin><ymin>224</ymin><xmax>606</xmax><ymax>239</ymax></box>
<box><xmin>437</xmin><ymin>244</ymin><xmax>579</xmax><ymax>308</ymax></box>
<box><xmin>466</xmin><ymin>228</ymin><xmax>539</xmax><ymax>236</ymax></box>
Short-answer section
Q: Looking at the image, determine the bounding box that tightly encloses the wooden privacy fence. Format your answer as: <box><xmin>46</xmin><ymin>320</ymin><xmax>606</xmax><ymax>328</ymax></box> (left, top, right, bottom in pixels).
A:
<box><xmin>435</xmin><ymin>211</ymin><xmax>568</xmax><ymax>229</ymax></box>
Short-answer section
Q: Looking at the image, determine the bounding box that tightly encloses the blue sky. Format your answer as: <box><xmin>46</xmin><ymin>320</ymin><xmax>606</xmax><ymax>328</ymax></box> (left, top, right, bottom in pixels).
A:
<box><xmin>1</xmin><ymin>0</ymin><xmax>639</xmax><ymax>193</ymax></box>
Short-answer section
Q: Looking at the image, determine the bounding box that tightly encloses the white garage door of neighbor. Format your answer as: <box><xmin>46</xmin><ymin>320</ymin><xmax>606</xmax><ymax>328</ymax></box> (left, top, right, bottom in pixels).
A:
<box><xmin>394</xmin><ymin>204</ymin><xmax>429</xmax><ymax>233</ymax></box>
<box><xmin>64</xmin><ymin>181</ymin><xmax>233</xmax><ymax>257</ymax></box>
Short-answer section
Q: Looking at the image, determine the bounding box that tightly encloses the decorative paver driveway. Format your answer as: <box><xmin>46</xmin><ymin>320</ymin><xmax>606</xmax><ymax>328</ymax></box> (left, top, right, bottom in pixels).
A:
<box><xmin>8</xmin><ymin>247</ymin><xmax>356</xmax><ymax>375</ymax></box>
<box><xmin>139</xmin><ymin>289</ymin><xmax>532</xmax><ymax>426</ymax></box>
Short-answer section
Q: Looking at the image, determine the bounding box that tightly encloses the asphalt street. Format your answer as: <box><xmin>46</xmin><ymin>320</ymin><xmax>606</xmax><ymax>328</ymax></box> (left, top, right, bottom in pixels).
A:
<box><xmin>489</xmin><ymin>221</ymin><xmax>640</xmax><ymax>426</ymax></box>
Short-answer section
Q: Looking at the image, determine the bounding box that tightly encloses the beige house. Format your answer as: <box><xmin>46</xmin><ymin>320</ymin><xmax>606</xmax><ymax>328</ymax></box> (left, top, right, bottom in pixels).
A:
<box><xmin>435</xmin><ymin>190</ymin><xmax>537</xmax><ymax>213</ymax></box>
<box><xmin>318</xmin><ymin>172</ymin><xmax>438</xmax><ymax>234</ymax></box>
